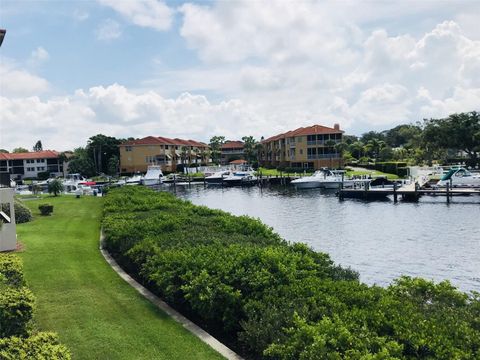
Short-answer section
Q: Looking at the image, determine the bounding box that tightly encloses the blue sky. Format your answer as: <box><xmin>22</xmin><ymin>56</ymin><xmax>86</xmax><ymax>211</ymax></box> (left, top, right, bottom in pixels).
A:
<box><xmin>1</xmin><ymin>0</ymin><xmax>479</xmax><ymax>151</ymax></box>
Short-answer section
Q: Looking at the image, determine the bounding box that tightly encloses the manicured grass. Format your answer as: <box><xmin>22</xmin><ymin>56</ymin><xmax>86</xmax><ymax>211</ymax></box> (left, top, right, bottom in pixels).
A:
<box><xmin>256</xmin><ymin>167</ymin><xmax>301</xmax><ymax>176</ymax></box>
<box><xmin>16</xmin><ymin>195</ymin><xmax>225</xmax><ymax>360</ymax></box>
<box><xmin>345</xmin><ymin>170</ymin><xmax>399</xmax><ymax>179</ymax></box>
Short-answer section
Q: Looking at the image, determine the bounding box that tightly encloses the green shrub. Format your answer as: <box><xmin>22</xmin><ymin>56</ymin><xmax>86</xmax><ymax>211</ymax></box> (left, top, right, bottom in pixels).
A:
<box><xmin>38</xmin><ymin>204</ymin><xmax>54</xmax><ymax>216</ymax></box>
<box><xmin>0</xmin><ymin>287</ymin><xmax>35</xmax><ymax>337</ymax></box>
<box><xmin>0</xmin><ymin>332</ymin><xmax>71</xmax><ymax>360</ymax></box>
<box><xmin>0</xmin><ymin>254</ymin><xmax>25</xmax><ymax>287</ymax></box>
<box><xmin>0</xmin><ymin>200</ymin><xmax>33</xmax><ymax>224</ymax></box>
<box><xmin>103</xmin><ymin>187</ymin><xmax>480</xmax><ymax>359</ymax></box>
<box><xmin>14</xmin><ymin>200</ymin><xmax>33</xmax><ymax>224</ymax></box>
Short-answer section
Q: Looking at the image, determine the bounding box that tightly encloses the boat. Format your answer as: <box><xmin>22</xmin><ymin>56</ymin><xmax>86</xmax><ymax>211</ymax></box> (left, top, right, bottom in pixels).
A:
<box><xmin>141</xmin><ymin>165</ymin><xmax>164</xmax><ymax>186</ymax></box>
<box><xmin>204</xmin><ymin>169</ymin><xmax>233</xmax><ymax>185</ymax></box>
<box><xmin>63</xmin><ymin>173</ymin><xmax>89</xmax><ymax>192</ymax></box>
<box><xmin>125</xmin><ymin>173</ymin><xmax>143</xmax><ymax>186</ymax></box>
<box><xmin>437</xmin><ymin>167</ymin><xmax>480</xmax><ymax>187</ymax></box>
<box><xmin>291</xmin><ymin>169</ymin><xmax>344</xmax><ymax>189</ymax></box>
<box><xmin>222</xmin><ymin>167</ymin><xmax>257</xmax><ymax>186</ymax></box>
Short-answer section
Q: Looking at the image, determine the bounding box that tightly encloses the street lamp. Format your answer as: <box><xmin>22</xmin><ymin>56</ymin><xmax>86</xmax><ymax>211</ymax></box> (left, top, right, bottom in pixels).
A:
<box><xmin>0</xmin><ymin>29</ymin><xmax>6</xmax><ymax>47</ymax></box>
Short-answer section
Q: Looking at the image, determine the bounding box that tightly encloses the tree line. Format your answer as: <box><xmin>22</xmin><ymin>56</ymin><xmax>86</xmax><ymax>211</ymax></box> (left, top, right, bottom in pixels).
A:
<box><xmin>1</xmin><ymin>111</ymin><xmax>477</xmax><ymax>177</ymax></box>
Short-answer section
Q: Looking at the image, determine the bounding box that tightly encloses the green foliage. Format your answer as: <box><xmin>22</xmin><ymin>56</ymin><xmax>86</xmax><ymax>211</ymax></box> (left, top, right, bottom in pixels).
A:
<box><xmin>48</xmin><ymin>179</ymin><xmax>64</xmax><ymax>196</ymax></box>
<box><xmin>423</xmin><ymin>111</ymin><xmax>480</xmax><ymax>165</ymax></box>
<box><xmin>0</xmin><ymin>286</ymin><xmax>35</xmax><ymax>337</ymax></box>
<box><xmin>209</xmin><ymin>136</ymin><xmax>225</xmax><ymax>164</ymax></box>
<box><xmin>0</xmin><ymin>332</ymin><xmax>71</xmax><ymax>359</ymax></box>
<box><xmin>33</xmin><ymin>140</ymin><xmax>43</xmax><ymax>152</ymax></box>
<box><xmin>12</xmin><ymin>147</ymin><xmax>29</xmax><ymax>153</ymax></box>
<box><xmin>67</xmin><ymin>147</ymin><xmax>95</xmax><ymax>177</ymax></box>
<box><xmin>103</xmin><ymin>187</ymin><xmax>480</xmax><ymax>359</ymax></box>
<box><xmin>38</xmin><ymin>204</ymin><xmax>54</xmax><ymax>216</ymax></box>
<box><xmin>0</xmin><ymin>254</ymin><xmax>70</xmax><ymax>357</ymax></box>
<box><xmin>1</xmin><ymin>200</ymin><xmax>33</xmax><ymax>224</ymax></box>
<box><xmin>37</xmin><ymin>171</ymin><xmax>50</xmax><ymax>180</ymax></box>
<box><xmin>0</xmin><ymin>254</ymin><xmax>25</xmax><ymax>287</ymax></box>
<box><xmin>87</xmin><ymin>134</ymin><xmax>122</xmax><ymax>175</ymax></box>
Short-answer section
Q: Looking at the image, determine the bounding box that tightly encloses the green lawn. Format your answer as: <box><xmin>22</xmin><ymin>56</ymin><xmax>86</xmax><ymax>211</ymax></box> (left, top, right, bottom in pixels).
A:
<box><xmin>16</xmin><ymin>195</ymin><xmax>225</xmax><ymax>360</ymax></box>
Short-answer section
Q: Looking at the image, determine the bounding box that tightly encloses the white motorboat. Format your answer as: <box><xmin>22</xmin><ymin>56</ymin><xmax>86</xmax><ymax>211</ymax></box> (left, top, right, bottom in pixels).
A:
<box><xmin>222</xmin><ymin>167</ymin><xmax>257</xmax><ymax>186</ymax></box>
<box><xmin>205</xmin><ymin>169</ymin><xmax>233</xmax><ymax>185</ymax></box>
<box><xmin>125</xmin><ymin>173</ymin><xmax>143</xmax><ymax>186</ymax></box>
<box><xmin>63</xmin><ymin>173</ymin><xmax>89</xmax><ymax>192</ymax></box>
<box><xmin>141</xmin><ymin>165</ymin><xmax>164</xmax><ymax>186</ymax></box>
<box><xmin>291</xmin><ymin>169</ymin><xmax>344</xmax><ymax>189</ymax></box>
<box><xmin>437</xmin><ymin>167</ymin><xmax>480</xmax><ymax>187</ymax></box>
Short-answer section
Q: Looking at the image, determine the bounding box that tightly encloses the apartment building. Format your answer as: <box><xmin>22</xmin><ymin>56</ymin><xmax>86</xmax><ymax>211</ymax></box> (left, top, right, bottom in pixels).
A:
<box><xmin>119</xmin><ymin>136</ymin><xmax>209</xmax><ymax>174</ymax></box>
<box><xmin>221</xmin><ymin>141</ymin><xmax>244</xmax><ymax>164</ymax></box>
<box><xmin>260</xmin><ymin>124</ymin><xmax>344</xmax><ymax>170</ymax></box>
<box><xmin>0</xmin><ymin>150</ymin><xmax>64</xmax><ymax>180</ymax></box>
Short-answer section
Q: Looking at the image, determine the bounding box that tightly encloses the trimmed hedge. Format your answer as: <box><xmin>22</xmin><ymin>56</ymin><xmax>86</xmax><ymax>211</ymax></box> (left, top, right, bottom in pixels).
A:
<box><xmin>0</xmin><ymin>332</ymin><xmax>71</xmax><ymax>360</ymax></box>
<box><xmin>0</xmin><ymin>254</ymin><xmax>71</xmax><ymax>358</ymax></box>
<box><xmin>0</xmin><ymin>254</ymin><xmax>25</xmax><ymax>287</ymax></box>
<box><xmin>38</xmin><ymin>204</ymin><xmax>54</xmax><ymax>216</ymax></box>
<box><xmin>0</xmin><ymin>287</ymin><xmax>35</xmax><ymax>338</ymax></box>
<box><xmin>0</xmin><ymin>200</ymin><xmax>33</xmax><ymax>224</ymax></box>
<box><xmin>103</xmin><ymin>187</ymin><xmax>480</xmax><ymax>359</ymax></box>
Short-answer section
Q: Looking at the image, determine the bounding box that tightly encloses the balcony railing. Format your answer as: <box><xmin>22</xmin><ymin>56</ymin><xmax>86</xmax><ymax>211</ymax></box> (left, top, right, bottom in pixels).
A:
<box><xmin>307</xmin><ymin>153</ymin><xmax>340</xmax><ymax>160</ymax></box>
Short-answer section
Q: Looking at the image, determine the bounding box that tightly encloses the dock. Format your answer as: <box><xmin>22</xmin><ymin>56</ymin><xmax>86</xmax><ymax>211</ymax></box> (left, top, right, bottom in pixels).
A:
<box><xmin>338</xmin><ymin>179</ymin><xmax>480</xmax><ymax>203</ymax></box>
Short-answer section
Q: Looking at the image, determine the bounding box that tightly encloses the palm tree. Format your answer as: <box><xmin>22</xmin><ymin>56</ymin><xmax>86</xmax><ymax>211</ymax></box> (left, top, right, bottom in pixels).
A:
<box><xmin>325</xmin><ymin>139</ymin><xmax>337</xmax><ymax>168</ymax></box>
<box><xmin>180</xmin><ymin>146</ymin><xmax>189</xmax><ymax>174</ymax></box>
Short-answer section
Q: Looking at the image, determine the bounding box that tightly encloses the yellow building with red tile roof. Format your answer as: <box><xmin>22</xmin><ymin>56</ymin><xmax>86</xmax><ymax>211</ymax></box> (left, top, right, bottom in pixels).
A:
<box><xmin>260</xmin><ymin>124</ymin><xmax>344</xmax><ymax>170</ymax></box>
<box><xmin>119</xmin><ymin>136</ymin><xmax>209</xmax><ymax>174</ymax></box>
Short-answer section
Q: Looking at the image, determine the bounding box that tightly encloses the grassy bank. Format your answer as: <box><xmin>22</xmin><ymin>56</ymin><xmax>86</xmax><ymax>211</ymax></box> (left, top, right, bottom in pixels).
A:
<box><xmin>16</xmin><ymin>195</ymin><xmax>224</xmax><ymax>360</ymax></box>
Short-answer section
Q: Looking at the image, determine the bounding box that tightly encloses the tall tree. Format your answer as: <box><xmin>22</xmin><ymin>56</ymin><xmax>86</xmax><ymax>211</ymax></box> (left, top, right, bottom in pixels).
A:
<box><xmin>33</xmin><ymin>140</ymin><xmax>43</xmax><ymax>152</ymax></box>
<box><xmin>67</xmin><ymin>147</ymin><xmax>96</xmax><ymax>177</ymax></box>
<box><xmin>12</xmin><ymin>147</ymin><xmax>29</xmax><ymax>153</ymax></box>
<box><xmin>86</xmin><ymin>134</ymin><xmax>121</xmax><ymax>175</ymax></box>
<box><xmin>209</xmin><ymin>136</ymin><xmax>225</xmax><ymax>165</ymax></box>
<box><xmin>0</xmin><ymin>149</ymin><xmax>8</xmax><ymax>153</ymax></box>
<box><xmin>241</xmin><ymin>136</ymin><xmax>257</xmax><ymax>165</ymax></box>
<box><xmin>423</xmin><ymin>111</ymin><xmax>480</xmax><ymax>165</ymax></box>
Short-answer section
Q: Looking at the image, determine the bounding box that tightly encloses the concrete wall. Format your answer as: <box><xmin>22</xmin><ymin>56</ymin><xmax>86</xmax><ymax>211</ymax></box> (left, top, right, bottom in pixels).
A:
<box><xmin>0</xmin><ymin>188</ymin><xmax>16</xmax><ymax>252</ymax></box>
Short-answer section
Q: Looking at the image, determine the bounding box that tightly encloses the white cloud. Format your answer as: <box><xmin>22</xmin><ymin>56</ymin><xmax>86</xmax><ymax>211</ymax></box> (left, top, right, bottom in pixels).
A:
<box><xmin>96</xmin><ymin>19</ymin><xmax>122</xmax><ymax>40</ymax></box>
<box><xmin>30</xmin><ymin>46</ymin><xmax>50</xmax><ymax>63</ymax></box>
<box><xmin>174</xmin><ymin>5</ymin><xmax>480</xmax><ymax>131</ymax></box>
<box><xmin>0</xmin><ymin>61</ymin><xmax>50</xmax><ymax>97</ymax></box>
<box><xmin>98</xmin><ymin>0</ymin><xmax>173</xmax><ymax>31</ymax></box>
<box><xmin>0</xmin><ymin>84</ymin><xmax>266</xmax><ymax>151</ymax></box>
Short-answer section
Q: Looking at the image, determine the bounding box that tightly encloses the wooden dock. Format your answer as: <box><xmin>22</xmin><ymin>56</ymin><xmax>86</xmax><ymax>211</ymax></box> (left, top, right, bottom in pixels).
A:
<box><xmin>338</xmin><ymin>181</ymin><xmax>480</xmax><ymax>203</ymax></box>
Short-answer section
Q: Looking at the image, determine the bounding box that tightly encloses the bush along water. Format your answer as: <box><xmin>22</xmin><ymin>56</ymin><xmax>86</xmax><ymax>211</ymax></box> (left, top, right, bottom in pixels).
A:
<box><xmin>0</xmin><ymin>254</ymin><xmax>70</xmax><ymax>359</ymax></box>
<box><xmin>102</xmin><ymin>187</ymin><xmax>480</xmax><ymax>359</ymax></box>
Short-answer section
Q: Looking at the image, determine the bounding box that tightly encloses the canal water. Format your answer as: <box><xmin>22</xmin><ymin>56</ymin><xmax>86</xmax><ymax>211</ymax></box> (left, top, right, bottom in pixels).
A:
<box><xmin>171</xmin><ymin>185</ymin><xmax>480</xmax><ymax>292</ymax></box>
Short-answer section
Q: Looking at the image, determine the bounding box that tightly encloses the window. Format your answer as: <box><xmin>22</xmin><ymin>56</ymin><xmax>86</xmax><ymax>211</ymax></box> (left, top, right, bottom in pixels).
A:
<box><xmin>299</xmin><ymin>149</ymin><xmax>303</xmax><ymax>155</ymax></box>
<box><xmin>37</xmin><ymin>159</ymin><xmax>45</xmax><ymax>163</ymax></box>
<box><xmin>27</xmin><ymin>167</ymin><xmax>35</xmax><ymax>172</ymax></box>
<box><xmin>37</xmin><ymin>167</ymin><xmax>45</xmax><ymax>171</ymax></box>
<box><xmin>125</xmin><ymin>146</ymin><xmax>132</xmax><ymax>152</ymax></box>
<box><xmin>26</xmin><ymin>159</ymin><xmax>35</xmax><ymax>164</ymax></box>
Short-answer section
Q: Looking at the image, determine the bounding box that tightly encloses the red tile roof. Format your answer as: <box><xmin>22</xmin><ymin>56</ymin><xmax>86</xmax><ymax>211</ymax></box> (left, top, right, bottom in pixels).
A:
<box><xmin>229</xmin><ymin>159</ymin><xmax>247</xmax><ymax>165</ymax></box>
<box><xmin>0</xmin><ymin>150</ymin><xmax>59</xmax><ymax>160</ymax></box>
<box><xmin>262</xmin><ymin>124</ymin><xmax>343</xmax><ymax>143</ymax></box>
<box><xmin>222</xmin><ymin>141</ymin><xmax>244</xmax><ymax>149</ymax></box>
<box><xmin>120</xmin><ymin>136</ymin><xmax>208</xmax><ymax>147</ymax></box>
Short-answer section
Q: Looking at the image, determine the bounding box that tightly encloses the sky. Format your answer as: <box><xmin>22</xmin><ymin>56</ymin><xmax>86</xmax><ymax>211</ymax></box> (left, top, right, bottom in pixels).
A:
<box><xmin>0</xmin><ymin>0</ymin><xmax>479</xmax><ymax>152</ymax></box>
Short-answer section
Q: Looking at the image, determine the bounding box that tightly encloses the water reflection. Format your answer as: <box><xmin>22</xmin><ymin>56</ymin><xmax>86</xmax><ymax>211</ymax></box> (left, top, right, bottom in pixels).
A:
<box><xmin>168</xmin><ymin>184</ymin><xmax>480</xmax><ymax>292</ymax></box>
